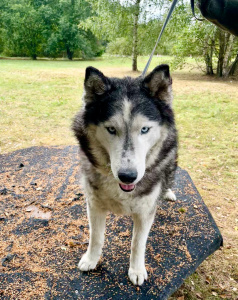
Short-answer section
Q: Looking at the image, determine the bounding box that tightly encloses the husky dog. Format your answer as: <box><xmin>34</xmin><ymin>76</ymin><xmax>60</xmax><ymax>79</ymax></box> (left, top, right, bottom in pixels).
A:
<box><xmin>72</xmin><ymin>64</ymin><xmax>178</xmax><ymax>285</ymax></box>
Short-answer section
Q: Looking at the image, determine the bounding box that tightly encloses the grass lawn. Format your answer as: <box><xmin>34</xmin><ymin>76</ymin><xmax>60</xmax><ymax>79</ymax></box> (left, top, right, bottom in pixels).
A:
<box><xmin>0</xmin><ymin>56</ymin><xmax>237</xmax><ymax>299</ymax></box>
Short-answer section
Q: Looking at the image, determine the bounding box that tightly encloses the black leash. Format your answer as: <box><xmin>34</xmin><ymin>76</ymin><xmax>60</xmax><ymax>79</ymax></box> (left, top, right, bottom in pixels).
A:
<box><xmin>142</xmin><ymin>0</ymin><xmax>179</xmax><ymax>77</ymax></box>
<box><xmin>190</xmin><ymin>0</ymin><xmax>204</xmax><ymax>21</ymax></box>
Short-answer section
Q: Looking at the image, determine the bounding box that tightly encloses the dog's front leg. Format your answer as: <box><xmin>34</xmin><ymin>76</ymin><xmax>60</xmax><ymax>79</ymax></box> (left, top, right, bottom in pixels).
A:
<box><xmin>78</xmin><ymin>203</ymin><xmax>107</xmax><ymax>271</ymax></box>
<box><xmin>129</xmin><ymin>211</ymin><xmax>156</xmax><ymax>285</ymax></box>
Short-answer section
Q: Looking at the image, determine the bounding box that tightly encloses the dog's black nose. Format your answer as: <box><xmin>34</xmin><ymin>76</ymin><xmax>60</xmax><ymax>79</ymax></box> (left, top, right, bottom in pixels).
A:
<box><xmin>118</xmin><ymin>169</ymin><xmax>138</xmax><ymax>183</ymax></box>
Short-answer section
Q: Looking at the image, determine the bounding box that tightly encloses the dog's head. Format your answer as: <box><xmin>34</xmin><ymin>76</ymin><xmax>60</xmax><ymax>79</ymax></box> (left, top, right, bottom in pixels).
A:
<box><xmin>74</xmin><ymin>65</ymin><xmax>174</xmax><ymax>192</ymax></box>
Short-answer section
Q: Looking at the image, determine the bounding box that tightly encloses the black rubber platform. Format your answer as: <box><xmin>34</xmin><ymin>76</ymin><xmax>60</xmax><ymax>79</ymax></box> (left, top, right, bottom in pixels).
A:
<box><xmin>0</xmin><ymin>146</ymin><xmax>223</xmax><ymax>299</ymax></box>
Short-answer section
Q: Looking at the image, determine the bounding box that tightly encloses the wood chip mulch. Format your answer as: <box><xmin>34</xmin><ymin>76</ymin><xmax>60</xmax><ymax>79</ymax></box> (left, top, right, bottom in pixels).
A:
<box><xmin>0</xmin><ymin>146</ymin><xmax>223</xmax><ymax>300</ymax></box>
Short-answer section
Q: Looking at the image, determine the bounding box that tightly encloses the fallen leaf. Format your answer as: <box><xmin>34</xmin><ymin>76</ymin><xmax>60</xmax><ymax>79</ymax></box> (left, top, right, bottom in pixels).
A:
<box><xmin>154</xmin><ymin>254</ymin><xmax>161</xmax><ymax>263</ymax></box>
<box><xmin>220</xmin><ymin>295</ymin><xmax>230</xmax><ymax>299</ymax></box>
<box><xmin>69</xmin><ymin>241</ymin><xmax>76</xmax><ymax>248</ymax></box>
<box><xmin>205</xmin><ymin>279</ymin><xmax>210</xmax><ymax>285</ymax></box>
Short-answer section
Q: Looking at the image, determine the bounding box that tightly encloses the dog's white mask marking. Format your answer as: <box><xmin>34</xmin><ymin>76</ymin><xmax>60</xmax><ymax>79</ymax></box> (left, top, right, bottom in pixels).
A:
<box><xmin>95</xmin><ymin>99</ymin><xmax>161</xmax><ymax>191</ymax></box>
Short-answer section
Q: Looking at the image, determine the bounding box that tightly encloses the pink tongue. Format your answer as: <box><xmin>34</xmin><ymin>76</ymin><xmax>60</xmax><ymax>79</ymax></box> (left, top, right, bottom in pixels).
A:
<box><xmin>119</xmin><ymin>184</ymin><xmax>135</xmax><ymax>191</ymax></box>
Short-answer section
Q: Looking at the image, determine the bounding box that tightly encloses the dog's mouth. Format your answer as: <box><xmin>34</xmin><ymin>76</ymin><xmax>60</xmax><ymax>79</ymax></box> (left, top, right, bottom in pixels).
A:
<box><xmin>119</xmin><ymin>184</ymin><xmax>135</xmax><ymax>192</ymax></box>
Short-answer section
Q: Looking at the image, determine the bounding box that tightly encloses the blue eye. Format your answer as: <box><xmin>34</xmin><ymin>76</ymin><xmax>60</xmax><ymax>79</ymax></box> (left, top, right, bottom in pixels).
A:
<box><xmin>141</xmin><ymin>127</ymin><xmax>150</xmax><ymax>134</ymax></box>
<box><xmin>106</xmin><ymin>127</ymin><xmax>116</xmax><ymax>135</ymax></box>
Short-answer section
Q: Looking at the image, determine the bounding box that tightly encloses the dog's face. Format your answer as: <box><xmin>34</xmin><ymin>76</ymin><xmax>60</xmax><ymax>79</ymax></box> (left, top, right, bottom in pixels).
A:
<box><xmin>80</xmin><ymin>65</ymin><xmax>174</xmax><ymax>192</ymax></box>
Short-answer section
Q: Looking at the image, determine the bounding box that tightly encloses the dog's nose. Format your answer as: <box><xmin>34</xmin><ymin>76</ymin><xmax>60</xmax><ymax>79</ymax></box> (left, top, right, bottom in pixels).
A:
<box><xmin>118</xmin><ymin>169</ymin><xmax>137</xmax><ymax>183</ymax></box>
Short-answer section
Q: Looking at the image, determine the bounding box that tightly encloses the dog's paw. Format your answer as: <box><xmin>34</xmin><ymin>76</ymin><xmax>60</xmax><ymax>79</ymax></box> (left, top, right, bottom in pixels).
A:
<box><xmin>128</xmin><ymin>267</ymin><xmax>148</xmax><ymax>286</ymax></box>
<box><xmin>78</xmin><ymin>253</ymin><xmax>98</xmax><ymax>271</ymax></box>
<box><xmin>164</xmin><ymin>189</ymin><xmax>176</xmax><ymax>202</ymax></box>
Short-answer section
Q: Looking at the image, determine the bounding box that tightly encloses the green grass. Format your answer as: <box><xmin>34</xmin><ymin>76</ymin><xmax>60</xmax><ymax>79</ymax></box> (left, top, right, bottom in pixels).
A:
<box><xmin>0</xmin><ymin>57</ymin><xmax>237</xmax><ymax>299</ymax></box>
<box><xmin>0</xmin><ymin>55</ymin><xmax>176</xmax><ymax>153</ymax></box>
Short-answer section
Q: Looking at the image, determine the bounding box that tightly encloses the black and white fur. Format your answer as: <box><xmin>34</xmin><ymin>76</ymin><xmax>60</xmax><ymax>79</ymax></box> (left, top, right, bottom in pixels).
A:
<box><xmin>72</xmin><ymin>64</ymin><xmax>178</xmax><ymax>285</ymax></box>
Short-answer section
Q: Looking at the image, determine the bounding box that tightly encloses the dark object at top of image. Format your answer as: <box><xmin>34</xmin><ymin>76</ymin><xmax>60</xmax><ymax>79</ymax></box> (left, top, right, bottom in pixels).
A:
<box><xmin>193</xmin><ymin>0</ymin><xmax>238</xmax><ymax>36</ymax></box>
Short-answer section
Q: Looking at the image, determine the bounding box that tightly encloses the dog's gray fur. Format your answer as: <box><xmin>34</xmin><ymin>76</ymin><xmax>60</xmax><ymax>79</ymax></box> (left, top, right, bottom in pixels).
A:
<box><xmin>72</xmin><ymin>64</ymin><xmax>178</xmax><ymax>285</ymax></box>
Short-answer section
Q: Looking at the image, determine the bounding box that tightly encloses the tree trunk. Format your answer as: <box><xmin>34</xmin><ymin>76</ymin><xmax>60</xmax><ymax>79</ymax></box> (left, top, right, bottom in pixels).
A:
<box><xmin>223</xmin><ymin>34</ymin><xmax>233</xmax><ymax>73</ymax></box>
<box><xmin>216</xmin><ymin>29</ymin><xmax>228</xmax><ymax>77</ymax></box>
<box><xmin>32</xmin><ymin>54</ymin><xmax>37</xmax><ymax>60</ymax></box>
<box><xmin>132</xmin><ymin>0</ymin><xmax>140</xmax><ymax>71</ymax></box>
<box><xmin>203</xmin><ymin>32</ymin><xmax>215</xmax><ymax>76</ymax></box>
<box><xmin>67</xmin><ymin>47</ymin><xmax>73</xmax><ymax>60</ymax></box>
<box><xmin>226</xmin><ymin>52</ymin><xmax>238</xmax><ymax>77</ymax></box>
<box><xmin>204</xmin><ymin>40</ymin><xmax>214</xmax><ymax>76</ymax></box>
<box><xmin>205</xmin><ymin>53</ymin><xmax>213</xmax><ymax>75</ymax></box>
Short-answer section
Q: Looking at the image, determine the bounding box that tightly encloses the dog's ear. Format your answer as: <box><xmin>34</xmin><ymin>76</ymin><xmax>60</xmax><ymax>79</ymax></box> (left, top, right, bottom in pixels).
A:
<box><xmin>143</xmin><ymin>64</ymin><xmax>173</xmax><ymax>105</ymax></box>
<box><xmin>84</xmin><ymin>67</ymin><xmax>111</xmax><ymax>102</ymax></box>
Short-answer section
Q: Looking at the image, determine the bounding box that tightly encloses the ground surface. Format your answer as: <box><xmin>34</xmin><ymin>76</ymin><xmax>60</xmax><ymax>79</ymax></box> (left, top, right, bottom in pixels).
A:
<box><xmin>0</xmin><ymin>57</ymin><xmax>237</xmax><ymax>299</ymax></box>
<box><xmin>0</xmin><ymin>146</ymin><xmax>222</xmax><ymax>300</ymax></box>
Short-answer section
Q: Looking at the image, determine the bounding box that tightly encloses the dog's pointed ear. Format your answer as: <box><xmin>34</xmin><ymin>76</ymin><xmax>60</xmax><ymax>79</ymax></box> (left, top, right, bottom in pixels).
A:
<box><xmin>83</xmin><ymin>67</ymin><xmax>111</xmax><ymax>102</ymax></box>
<box><xmin>143</xmin><ymin>64</ymin><xmax>173</xmax><ymax>105</ymax></box>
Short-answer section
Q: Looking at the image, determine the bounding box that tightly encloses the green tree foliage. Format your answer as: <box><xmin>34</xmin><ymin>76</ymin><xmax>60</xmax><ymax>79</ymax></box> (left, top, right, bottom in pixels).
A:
<box><xmin>1</xmin><ymin>0</ymin><xmax>45</xmax><ymax>59</ymax></box>
<box><xmin>83</xmin><ymin>0</ymin><xmax>238</xmax><ymax>76</ymax></box>
<box><xmin>44</xmin><ymin>0</ymin><xmax>101</xmax><ymax>59</ymax></box>
<box><xmin>165</xmin><ymin>2</ymin><xmax>238</xmax><ymax>77</ymax></box>
<box><xmin>1</xmin><ymin>0</ymin><xmax>237</xmax><ymax>76</ymax></box>
<box><xmin>107</xmin><ymin>38</ymin><xmax>133</xmax><ymax>56</ymax></box>
<box><xmin>0</xmin><ymin>0</ymin><xmax>102</xmax><ymax>59</ymax></box>
<box><xmin>83</xmin><ymin>0</ymin><xmax>168</xmax><ymax>71</ymax></box>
